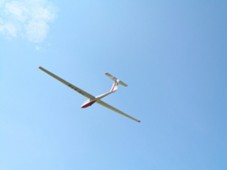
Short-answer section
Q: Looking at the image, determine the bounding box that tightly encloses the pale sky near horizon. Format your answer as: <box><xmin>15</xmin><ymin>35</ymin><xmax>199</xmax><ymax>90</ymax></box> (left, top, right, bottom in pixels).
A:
<box><xmin>1</xmin><ymin>0</ymin><xmax>227</xmax><ymax>170</ymax></box>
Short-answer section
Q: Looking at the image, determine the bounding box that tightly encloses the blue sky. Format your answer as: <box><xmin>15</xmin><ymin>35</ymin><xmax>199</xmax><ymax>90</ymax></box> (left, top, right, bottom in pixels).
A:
<box><xmin>1</xmin><ymin>0</ymin><xmax>227</xmax><ymax>169</ymax></box>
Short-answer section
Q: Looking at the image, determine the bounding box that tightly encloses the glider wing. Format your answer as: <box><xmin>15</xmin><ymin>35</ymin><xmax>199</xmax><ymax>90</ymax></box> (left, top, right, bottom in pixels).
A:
<box><xmin>96</xmin><ymin>100</ymin><xmax>140</xmax><ymax>123</ymax></box>
<box><xmin>39</xmin><ymin>67</ymin><xmax>95</xmax><ymax>99</ymax></box>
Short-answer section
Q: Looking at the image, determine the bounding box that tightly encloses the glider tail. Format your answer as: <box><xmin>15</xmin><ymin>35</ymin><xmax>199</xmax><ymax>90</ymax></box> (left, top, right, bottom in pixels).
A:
<box><xmin>105</xmin><ymin>73</ymin><xmax>128</xmax><ymax>92</ymax></box>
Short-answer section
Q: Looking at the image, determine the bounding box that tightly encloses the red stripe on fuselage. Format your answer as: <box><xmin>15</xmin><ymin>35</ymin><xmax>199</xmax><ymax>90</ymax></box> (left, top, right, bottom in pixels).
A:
<box><xmin>81</xmin><ymin>100</ymin><xmax>96</xmax><ymax>108</ymax></box>
<box><xmin>111</xmin><ymin>83</ymin><xmax>115</xmax><ymax>92</ymax></box>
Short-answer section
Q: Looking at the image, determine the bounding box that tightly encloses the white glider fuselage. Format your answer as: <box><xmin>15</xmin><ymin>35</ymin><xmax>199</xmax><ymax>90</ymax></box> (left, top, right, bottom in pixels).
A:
<box><xmin>81</xmin><ymin>91</ymin><xmax>114</xmax><ymax>108</ymax></box>
<box><xmin>81</xmin><ymin>78</ymin><xmax>119</xmax><ymax>108</ymax></box>
<box><xmin>81</xmin><ymin>80</ymin><xmax>118</xmax><ymax>108</ymax></box>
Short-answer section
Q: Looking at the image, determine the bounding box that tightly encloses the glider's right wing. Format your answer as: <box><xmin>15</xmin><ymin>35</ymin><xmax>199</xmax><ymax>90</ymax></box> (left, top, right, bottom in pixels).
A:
<box><xmin>96</xmin><ymin>100</ymin><xmax>141</xmax><ymax>123</ymax></box>
<box><xmin>39</xmin><ymin>66</ymin><xmax>95</xmax><ymax>99</ymax></box>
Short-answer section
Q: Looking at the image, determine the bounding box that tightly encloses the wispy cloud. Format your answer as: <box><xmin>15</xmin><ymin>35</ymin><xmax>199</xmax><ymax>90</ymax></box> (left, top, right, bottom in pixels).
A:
<box><xmin>0</xmin><ymin>0</ymin><xmax>57</xmax><ymax>43</ymax></box>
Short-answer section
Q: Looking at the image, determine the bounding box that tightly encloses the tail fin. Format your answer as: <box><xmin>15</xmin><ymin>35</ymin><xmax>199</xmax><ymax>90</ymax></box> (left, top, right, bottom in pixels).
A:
<box><xmin>105</xmin><ymin>73</ymin><xmax>128</xmax><ymax>92</ymax></box>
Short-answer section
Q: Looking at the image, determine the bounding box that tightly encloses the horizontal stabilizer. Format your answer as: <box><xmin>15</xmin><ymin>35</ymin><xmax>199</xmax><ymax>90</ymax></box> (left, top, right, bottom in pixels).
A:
<box><xmin>105</xmin><ymin>73</ymin><xmax>128</xmax><ymax>87</ymax></box>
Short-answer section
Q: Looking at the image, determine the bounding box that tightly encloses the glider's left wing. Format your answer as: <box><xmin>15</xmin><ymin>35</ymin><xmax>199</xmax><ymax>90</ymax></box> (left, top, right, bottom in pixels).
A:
<box><xmin>96</xmin><ymin>100</ymin><xmax>141</xmax><ymax>123</ymax></box>
<box><xmin>39</xmin><ymin>67</ymin><xmax>95</xmax><ymax>99</ymax></box>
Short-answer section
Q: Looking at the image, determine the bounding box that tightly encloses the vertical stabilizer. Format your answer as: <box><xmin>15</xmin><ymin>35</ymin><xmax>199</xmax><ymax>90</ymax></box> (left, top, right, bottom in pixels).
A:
<box><xmin>105</xmin><ymin>73</ymin><xmax>127</xmax><ymax>92</ymax></box>
<box><xmin>110</xmin><ymin>81</ymin><xmax>119</xmax><ymax>92</ymax></box>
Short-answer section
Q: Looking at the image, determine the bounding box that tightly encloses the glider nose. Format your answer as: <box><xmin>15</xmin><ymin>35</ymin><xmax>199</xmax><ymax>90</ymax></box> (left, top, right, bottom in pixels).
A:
<box><xmin>81</xmin><ymin>104</ymin><xmax>87</xmax><ymax>108</ymax></box>
<box><xmin>81</xmin><ymin>100</ymin><xmax>96</xmax><ymax>108</ymax></box>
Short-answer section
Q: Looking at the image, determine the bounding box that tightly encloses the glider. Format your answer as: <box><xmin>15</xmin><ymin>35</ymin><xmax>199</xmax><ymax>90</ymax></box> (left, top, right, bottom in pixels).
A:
<box><xmin>39</xmin><ymin>67</ymin><xmax>140</xmax><ymax>123</ymax></box>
